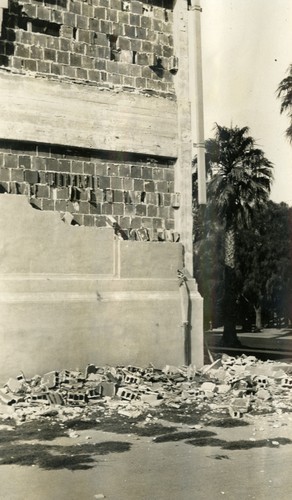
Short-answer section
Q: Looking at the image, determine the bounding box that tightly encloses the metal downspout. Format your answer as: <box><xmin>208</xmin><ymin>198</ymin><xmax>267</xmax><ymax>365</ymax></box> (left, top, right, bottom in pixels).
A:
<box><xmin>188</xmin><ymin>0</ymin><xmax>206</xmax><ymax>205</ymax></box>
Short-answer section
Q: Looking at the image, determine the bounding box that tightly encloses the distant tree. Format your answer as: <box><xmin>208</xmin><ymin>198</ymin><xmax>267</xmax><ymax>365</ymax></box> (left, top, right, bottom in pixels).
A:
<box><xmin>203</xmin><ymin>124</ymin><xmax>273</xmax><ymax>346</ymax></box>
<box><xmin>277</xmin><ymin>64</ymin><xmax>292</xmax><ymax>142</ymax></box>
<box><xmin>193</xmin><ymin>205</ymin><xmax>225</xmax><ymax>330</ymax></box>
<box><xmin>236</xmin><ymin>201</ymin><xmax>291</xmax><ymax>329</ymax></box>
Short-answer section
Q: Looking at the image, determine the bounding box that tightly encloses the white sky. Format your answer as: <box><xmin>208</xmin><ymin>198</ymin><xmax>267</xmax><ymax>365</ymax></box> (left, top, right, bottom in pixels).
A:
<box><xmin>200</xmin><ymin>0</ymin><xmax>292</xmax><ymax>204</ymax></box>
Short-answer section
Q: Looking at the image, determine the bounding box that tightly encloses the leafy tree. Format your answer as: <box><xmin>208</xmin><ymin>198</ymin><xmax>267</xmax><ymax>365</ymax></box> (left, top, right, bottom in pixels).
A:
<box><xmin>277</xmin><ymin>64</ymin><xmax>292</xmax><ymax>142</ymax></box>
<box><xmin>236</xmin><ymin>201</ymin><xmax>291</xmax><ymax>329</ymax></box>
<box><xmin>202</xmin><ymin>124</ymin><xmax>273</xmax><ymax>346</ymax></box>
<box><xmin>193</xmin><ymin>205</ymin><xmax>225</xmax><ymax>330</ymax></box>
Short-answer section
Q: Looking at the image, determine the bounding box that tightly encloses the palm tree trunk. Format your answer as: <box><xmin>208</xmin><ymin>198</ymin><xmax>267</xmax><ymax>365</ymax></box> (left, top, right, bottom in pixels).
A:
<box><xmin>221</xmin><ymin>228</ymin><xmax>241</xmax><ymax>347</ymax></box>
<box><xmin>255</xmin><ymin>305</ymin><xmax>262</xmax><ymax>330</ymax></box>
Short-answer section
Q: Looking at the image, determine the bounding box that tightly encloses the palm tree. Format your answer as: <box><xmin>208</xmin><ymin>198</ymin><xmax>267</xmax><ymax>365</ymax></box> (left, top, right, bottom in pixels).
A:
<box><xmin>277</xmin><ymin>64</ymin><xmax>292</xmax><ymax>142</ymax></box>
<box><xmin>205</xmin><ymin>124</ymin><xmax>273</xmax><ymax>346</ymax></box>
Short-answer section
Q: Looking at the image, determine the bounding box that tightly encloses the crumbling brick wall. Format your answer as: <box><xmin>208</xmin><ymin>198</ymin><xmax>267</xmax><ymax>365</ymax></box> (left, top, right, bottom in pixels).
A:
<box><xmin>0</xmin><ymin>0</ymin><xmax>179</xmax><ymax>240</ymax></box>
<box><xmin>0</xmin><ymin>140</ymin><xmax>177</xmax><ymax>239</ymax></box>
<box><xmin>0</xmin><ymin>0</ymin><xmax>175</xmax><ymax>97</ymax></box>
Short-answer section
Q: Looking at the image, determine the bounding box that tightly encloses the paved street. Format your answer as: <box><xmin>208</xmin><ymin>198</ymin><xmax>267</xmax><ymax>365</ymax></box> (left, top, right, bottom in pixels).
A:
<box><xmin>0</xmin><ymin>412</ymin><xmax>292</xmax><ymax>500</ymax></box>
<box><xmin>205</xmin><ymin>328</ymin><xmax>292</xmax><ymax>361</ymax></box>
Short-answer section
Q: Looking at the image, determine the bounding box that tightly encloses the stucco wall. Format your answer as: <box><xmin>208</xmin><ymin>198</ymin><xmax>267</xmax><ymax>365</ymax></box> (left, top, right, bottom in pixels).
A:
<box><xmin>0</xmin><ymin>196</ymin><xmax>203</xmax><ymax>382</ymax></box>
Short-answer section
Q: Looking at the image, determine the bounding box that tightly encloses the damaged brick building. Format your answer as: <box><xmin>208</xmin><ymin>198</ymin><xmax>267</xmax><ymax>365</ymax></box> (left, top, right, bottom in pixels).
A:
<box><xmin>0</xmin><ymin>0</ymin><xmax>203</xmax><ymax>381</ymax></box>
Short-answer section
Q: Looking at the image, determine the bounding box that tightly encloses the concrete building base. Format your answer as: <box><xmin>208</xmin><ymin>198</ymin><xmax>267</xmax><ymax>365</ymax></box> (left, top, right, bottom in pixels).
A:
<box><xmin>0</xmin><ymin>196</ymin><xmax>203</xmax><ymax>382</ymax></box>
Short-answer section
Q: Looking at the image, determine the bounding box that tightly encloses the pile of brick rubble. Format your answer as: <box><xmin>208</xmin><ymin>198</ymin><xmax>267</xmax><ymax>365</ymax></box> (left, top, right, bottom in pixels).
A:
<box><xmin>0</xmin><ymin>355</ymin><xmax>292</xmax><ymax>423</ymax></box>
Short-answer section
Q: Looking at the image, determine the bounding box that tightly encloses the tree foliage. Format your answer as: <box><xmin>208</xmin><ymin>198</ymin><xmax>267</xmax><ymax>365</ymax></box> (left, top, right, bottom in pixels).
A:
<box><xmin>277</xmin><ymin>64</ymin><xmax>292</xmax><ymax>142</ymax></box>
<box><xmin>193</xmin><ymin>125</ymin><xmax>275</xmax><ymax>341</ymax></box>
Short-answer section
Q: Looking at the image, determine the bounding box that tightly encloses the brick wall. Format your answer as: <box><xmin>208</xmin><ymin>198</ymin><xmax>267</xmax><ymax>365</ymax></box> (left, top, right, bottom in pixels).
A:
<box><xmin>0</xmin><ymin>0</ymin><xmax>176</xmax><ymax>97</ymax></box>
<box><xmin>0</xmin><ymin>140</ymin><xmax>178</xmax><ymax>240</ymax></box>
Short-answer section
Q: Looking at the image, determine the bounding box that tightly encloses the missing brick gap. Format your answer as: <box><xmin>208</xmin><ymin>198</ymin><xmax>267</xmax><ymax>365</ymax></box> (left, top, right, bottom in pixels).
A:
<box><xmin>24</xmin><ymin>18</ymin><xmax>61</xmax><ymax>37</ymax></box>
<box><xmin>132</xmin><ymin>50</ymin><xmax>137</xmax><ymax>64</ymax></box>
<box><xmin>73</xmin><ymin>27</ymin><xmax>77</xmax><ymax>39</ymax></box>
<box><xmin>107</xmin><ymin>34</ymin><xmax>119</xmax><ymax>61</ymax></box>
<box><xmin>141</xmin><ymin>191</ymin><xmax>146</xmax><ymax>203</ymax></box>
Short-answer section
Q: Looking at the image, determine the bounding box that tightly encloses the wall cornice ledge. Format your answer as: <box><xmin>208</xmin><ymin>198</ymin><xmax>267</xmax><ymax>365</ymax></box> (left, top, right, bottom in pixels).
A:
<box><xmin>0</xmin><ymin>71</ymin><xmax>178</xmax><ymax>158</ymax></box>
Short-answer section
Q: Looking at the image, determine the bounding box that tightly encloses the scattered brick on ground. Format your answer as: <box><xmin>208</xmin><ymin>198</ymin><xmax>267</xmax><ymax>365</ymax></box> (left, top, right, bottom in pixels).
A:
<box><xmin>1</xmin><ymin>355</ymin><xmax>292</xmax><ymax>424</ymax></box>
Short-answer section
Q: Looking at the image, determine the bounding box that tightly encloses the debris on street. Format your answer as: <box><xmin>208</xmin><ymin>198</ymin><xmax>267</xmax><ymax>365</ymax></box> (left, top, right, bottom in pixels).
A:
<box><xmin>0</xmin><ymin>355</ymin><xmax>292</xmax><ymax>424</ymax></box>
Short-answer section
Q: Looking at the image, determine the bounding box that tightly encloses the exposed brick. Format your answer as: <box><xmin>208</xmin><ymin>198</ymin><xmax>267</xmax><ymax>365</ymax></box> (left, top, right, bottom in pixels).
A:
<box><xmin>43</xmin><ymin>198</ymin><xmax>56</xmax><ymax>211</ymax></box>
<box><xmin>15</xmin><ymin>45</ymin><xmax>30</xmax><ymax>58</ymax></box>
<box><xmin>142</xmin><ymin>166</ymin><xmax>153</xmax><ymax>179</ymax></box>
<box><xmin>30</xmin><ymin>197</ymin><xmax>43</xmax><ymax>210</ymax></box>
<box><xmin>158</xmin><ymin>206</ymin><xmax>170</xmax><ymax>219</ymax></box>
<box><xmin>131</xmin><ymin>165</ymin><xmax>142</xmax><ymax>178</ymax></box>
<box><xmin>155</xmin><ymin>180</ymin><xmax>168</xmax><ymax>193</ymax></box>
<box><xmin>70</xmin><ymin>1</ymin><xmax>82</xmax><ymax>15</ymax></box>
<box><xmin>60</xmin><ymin>38</ymin><xmax>71</xmax><ymax>51</ymax></box>
<box><xmin>108</xmin><ymin>9</ymin><xmax>118</xmax><ymax>22</ymax></box>
<box><xmin>32</xmin><ymin>156</ymin><xmax>47</xmax><ymax>170</ymax></box>
<box><xmin>144</xmin><ymin>180</ymin><xmax>155</xmax><ymax>192</ymax></box>
<box><xmin>111</xmin><ymin>177</ymin><xmax>123</xmax><ymax>189</ymax></box>
<box><xmin>89</xmin><ymin>202</ymin><xmax>101</xmax><ymax>214</ymax></box>
<box><xmin>71</xmin><ymin>160</ymin><xmax>84</xmax><ymax>174</ymax></box>
<box><xmin>135</xmin><ymin>204</ymin><xmax>146</xmax><ymax>216</ymax></box>
<box><xmin>35</xmin><ymin>184</ymin><xmax>50</xmax><ymax>198</ymax></box>
<box><xmin>164</xmin><ymin>168</ymin><xmax>175</xmax><ymax>181</ymax></box>
<box><xmin>165</xmin><ymin>219</ymin><xmax>175</xmax><ymax>230</ymax></box>
<box><xmin>76</xmin><ymin>67</ymin><xmax>88</xmax><ymax>79</ymax></box>
<box><xmin>57</xmin><ymin>51</ymin><xmax>70</xmax><ymax>64</ymax></box>
<box><xmin>37</xmin><ymin>60</ymin><xmax>51</xmax><ymax>73</ymax></box>
<box><xmin>99</xmin><ymin>176</ymin><xmax>110</xmax><ymax>189</ymax></box>
<box><xmin>72</xmin><ymin>214</ymin><xmax>84</xmax><ymax>225</ymax></box>
<box><xmin>168</xmin><ymin>181</ymin><xmax>175</xmax><ymax>192</ymax></box>
<box><xmin>10</xmin><ymin>168</ymin><xmax>24</xmax><ymax>183</ymax></box>
<box><xmin>147</xmin><ymin>205</ymin><xmax>158</xmax><ymax>217</ymax></box>
<box><xmin>24</xmin><ymin>170</ymin><xmax>39</xmax><ymax>184</ymax></box>
<box><xmin>4</xmin><ymin>154</ymin><xmax>18</xmax><ymax>169</ymax></box>
<box><xmin>122</xmin><ymin>177</ymin><xmax>133</xmax><ymax>190</ymax></box>
<box><xmin>133</xmin><ymin>178</ymin><xmax>143</xmax><ymax>191</ymax></box>
<box><xmin>78</xmin><ymin>29</ymin><xmax>91</xmax><ymax>44</ymax></box>
<box><xmin>141</xmin><ymin>16</ymin><xmax>151</xmax><ymax>29</ymax></box>
<box><xmin>63</xmin><ymin>11</ymin><xmax>76</xmax><ymax>27</ymax></box>
<box><xmin>153</xmin><ymin>217</ymin><xmax>164</xmax><ymax>229</ymax></box>
<box><xmin>113</xmin><ymin>189</ymin><xmax>124</xmax><ymax>202</ymax></box>
<box><xmin>0</xmin><ymin>181</ymin><xmax>9</xmax><ymax>192</ymax></box>
<box><xmin>113</xmin><ymin>203</ymin><xmax>124</xmax><ymax>216</ymax></box>
<box><xmin>130</xmin><ymin>14</ymin><xmax>141</xmax><ymax>27</ymax></box>
<box><xmin>51</xmin><ymin>63</ymin><xmax>62</xmax><ymax>75</ymax></box>
<box><xmin>163</xmin><ymin>193</ymin><xmax>171</xmax><ymax>206</ymax></box>
<box><xmin>95</xmin><ymin>215</ymin><xmax>107</xmax><ymax>227</ymax></box>
<box><xmin>56</xmin><ymin>187</ymin><xmax>70</xmax><ymax>199</ymax></box>
<box><xmin>83</xmin><ymin>162</ymin><xmax>95</xmax><ymax>175</ymax></box>
<box><xmin>110</xmin><ymin>0</ymin><xmax>121</xmax><ymax>10</ymax></box>
<box><xmin>91</xmin><ymin>189</ymin><xmax>103</xmax><ymax>204</ymax></box>
<box><xmin>83</xmin><ymin>215</ymin><xmax>95</xmax><ymax>226</ymax></box>
<box><xmin>131</xmin><ymin>1</ymin><xmax>143</xmax><ymax>15</ymax></box>
<box><xmin>94</xmin><ymin>6</ymin><xmax>106</xmax><ymax>19</ymax></box>
<box><xmin>44</xmin><ymin>48</ymin><xmax>56</xmax><ymax>61</ymax></box>
<box><xmin>63</xmin><ymin>65</ymin><xmax>76</xmax><ymax>78</ymax></box>
<box><xmin>124</xmin><ymin>24</ymin><xmax>136</xmax><ymax>38</ymax></box>
<box><xmin>74</xmin><ymin>41</ymin><xmax>87</xmax><ymax>55</ymax></box>
<box><xmin>116</xmin><ymin>216</ymin><xmax>129</xmax><ymax>228</ymax></box>
<box><xmin>88</xmin><ymin>70</ymin><xmax>100</xmax><ymax>82</ymax></box>
<box><xmin>124</xmin><ymin>201</ymin><xmax>134</xmax><ymax>214</ymax></box>
<box><xmin>102</xmin><ymin>202</ymin><xmax>113</xmax><ymax>215</ymax></box>
<box><xmin>131</xmin><ymin>216</ymin><xmax>142</xmax><ymax>229</ymax></box>
<box><xmin>70</xmin><ymin>52</ymin><xmax>82</xmax><ymax>66</ymax></box>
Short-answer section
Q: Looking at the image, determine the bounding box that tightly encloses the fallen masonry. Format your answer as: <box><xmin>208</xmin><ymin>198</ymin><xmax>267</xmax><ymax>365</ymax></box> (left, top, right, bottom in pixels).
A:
<box><xmin>0</xmin><ymin>355</ymin><xmax>292</xmax><ymax>423</ymax></box>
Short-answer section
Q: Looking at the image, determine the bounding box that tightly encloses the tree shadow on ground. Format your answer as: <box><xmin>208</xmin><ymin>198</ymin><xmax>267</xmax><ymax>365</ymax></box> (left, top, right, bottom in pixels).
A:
<box><xmin>0</xmin><ymin>441</ymin><xmax>132</xmax><ymax>470</ymax></box>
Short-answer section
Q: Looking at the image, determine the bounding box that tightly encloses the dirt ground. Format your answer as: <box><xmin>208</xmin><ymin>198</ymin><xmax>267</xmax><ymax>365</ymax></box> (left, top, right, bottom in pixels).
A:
<box><xmin>0</xmin><ymin>404</ymin><xmax>292</xmax><ymax>500</ymax></box>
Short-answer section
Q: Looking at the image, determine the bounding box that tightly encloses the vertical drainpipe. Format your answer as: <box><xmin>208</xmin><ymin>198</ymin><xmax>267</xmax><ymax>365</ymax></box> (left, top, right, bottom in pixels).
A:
<box><xmin>188</xmin><ymin>0</ymin><xmax>206</xmax><ymax>205</ymax></box>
